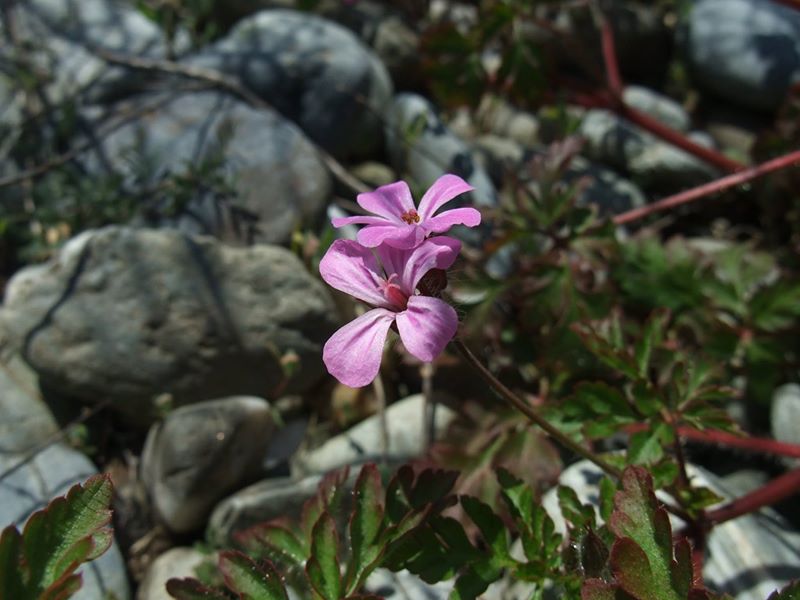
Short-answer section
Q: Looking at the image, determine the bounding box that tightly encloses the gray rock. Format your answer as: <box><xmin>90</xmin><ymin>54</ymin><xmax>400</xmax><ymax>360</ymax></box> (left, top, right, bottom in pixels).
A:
<box><xmin>80</xmin><ymin>90</ymin><xmax>332</xmax><ymax>245</ymax></box>
<box><xmin>8</xmin><ymin>0</ymin><xmax>189</xmax><ymax>104</ymax></box>
<box><xmin>564</xmin><ymin>156</ymin><xmax>647</xmax><ymax>216</ymax></box>
<box><xmin>0</xmin><ymin>351</ymin><xmax>58</xmax><ymax>454</ymax></box>
<box><xmin>137</xmin><ymin>547</ymin><xmax>215</xmax><ymax>600</ymax></box>
<box><xmin>141</xmin><ymin>396</ymin><xmax>273</xmax><ymax>533</ymax></box>
<box><xmin>473</xmin><ymin>135</ymin><xmax>525</xmax><ymax>184</ymax></box>
<box><xmin>622</xmin><ymin>86</ymin><xmax>690</xmax><ymax>132</ymax></box>
<box><xmin>293</xmin><ymin>394</ymin><xmax>457</xmax><ymax>476</ymax></box>
<box><xmin>0</xmin><ymin>226</ymin><xmax>337</xmax><ymax>420</ymax></box>
<box><xmin>349</xmin><ymin>161</ymin><xmax>397</xmax><ymax>189</ymax></box>
<box><xmin>579</xmin><ymin>109</ymin><xmax>718</xmax><ymax>190</ymax></box>
<box><xmin>771</xmin><ymin>384</ymin><xmax>800</xmax><ymax>465</ymax></box>
<box><xmin>385</xmin><ymin>93</ymin><xmax>498</xmax><ymax>210</ymax></box>
<box><xmin>681</xmin><ymin>0</ymin><xmax>800</xmax><ymax>112</ymax></box>
<box><xmin>0</xmin><ymin>444</ymin><xmax>130</xmax><ymax>599</ymax></box>
<box><xmin>544</xmin><ymin>460</ymin><xmax>800</xmax><ymax>600</ymax></box>
<box><xmin>207</xmin><ymin>473</ymin><xmax>328</xmax><ymax>546</ymax></box>
<box><xmin>185</xmin><ymin>9</ymin><xmax>393</xmax><ymax>159</ymax></box>
<box><xmin>363</xmin><ymin>568</ymin><xmax>452</xmax><ymax>599</ymax></box>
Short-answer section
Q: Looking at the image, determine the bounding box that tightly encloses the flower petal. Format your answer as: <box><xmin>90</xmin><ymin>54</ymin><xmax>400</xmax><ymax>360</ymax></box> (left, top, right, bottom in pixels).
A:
<box><xmin>319</xmin><ymin>239</ymin><xmax>388</xmax><ymax>307</ymax></box>
<box><xmin>396</xmin><ymin>296</ymin><xmax>458</xmax><ymax>363</ymax></box>
<box><xmin>356</xmin><ymin>181</ymin><xmax>415</xmax><ymax>221</ymax></box>
<box><xmin>357</xmin><ymin>223</ymin><xmax>425</xmax><ymax>249</ymax></box>
<box><xmin>323</xmin><ymin>309</ymin><xmax>396</xmax><ymax>387</ymax></box>
<box><xmin>422</xmin><ymin>207</ymin><xmax>482</xmax><ymax>234</ymax></box>
<box><xmin>417</xmin><ymin>174</ymin><xmax>474</xmax><ymax>220</ymax></box>
<box><xmin>377</xmin><ymin>236</ymin><xmax>461</xmax><ymax>294</ymax></box>
<box><xmin>331</xmin><ymin>215</ymin><xmax>391</xmax><ymax>228</ymax></box>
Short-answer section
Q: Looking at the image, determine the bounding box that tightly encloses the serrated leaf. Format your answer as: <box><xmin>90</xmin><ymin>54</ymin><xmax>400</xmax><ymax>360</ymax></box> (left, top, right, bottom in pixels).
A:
<box><xmin>301</xmin><ymin>467</ymin><xmax>350</xmax><ymax>550</ymax></box>
<box><xmin>558</xmin><ymin>486</ymin><xmax>597</xmax><ymax>530</ymax></box>
<box><xmin>345</xmin><ymin>464</ymin><xmax>385</xmax><ymax>592</ymax></box>
<box><xmin>460</xmin><ymin>496</ymin><xmax>510</xmax><ymax>563</ymax></box>
<box><xmin>235</xmin><ymin>523</ymin><xmax>306</xmax><ymax>569</ymax></box>
<box><xmin>218</xmin><ymin>551</ymin><xmax>288</xmax><ymax>600</ymax></box>
<box><xmin>409</xmin><ymin>469</ymin><xmax>459</xmax><ymax>509</ymax></box>
<box><xmin>306</xmin><ymin>512</ymin><xmax>342</xmax><ymax>600</ymax></box>
<box><xmin>564</xmin><ymin>383</ymin><xmax>636</xmax><ymax>439</ymax></box>
<box><xmin>605</xmin><ymin>467</ymin><xmax>693</xmax><ymax>600</ymax></box>
<box><xmin>571</xmin><ymin>321</ymin><xmax>640</xmax><ymax>381</ymax></box>
<box><xmin>166</xmin><ymin>577</ymin><xmax>229</xmax><ymax>599</ymax></box>
<box><xmin>0</xmin><ymin>474</ymin><xmax>114</xmax><ymax>599</ymax></box>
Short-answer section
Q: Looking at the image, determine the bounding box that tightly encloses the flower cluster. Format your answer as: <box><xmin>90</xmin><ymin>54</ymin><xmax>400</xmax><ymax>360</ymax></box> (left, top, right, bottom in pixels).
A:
<box><xmin>320</xmin><ymin>174</ymin><xmax>481</xmax><ymax>387</ymax></box>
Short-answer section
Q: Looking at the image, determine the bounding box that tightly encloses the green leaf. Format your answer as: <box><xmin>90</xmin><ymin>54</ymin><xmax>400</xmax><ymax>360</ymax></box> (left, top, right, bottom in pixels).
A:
<box><xmin>301</xmin><ymin>467</ymin><xmax>350</xmax><ymax>550</ymax></box>
<box><xmin>345</xmin><ymin>464</ymin><xmax>385</xmax><ymax>592</ymax></box>
<box><xmin>306</xmin><ymin>512</ymin><xmax>343</xmax><ymax>600</ymax></box>
<box><xmin>235</xmin><ymin>522</ymin><xmax>306</xmax><ymax>570</ymax></box>
<box><xmin>635</xmin><ymin>309</ymin><xmax>670</xmax><ymax>378</ymax></box>
<box><xmin>0</xmin><ymin>474</ymin><xmax>114</xmax><ymax>599</ymax></box>
<box><xmin>627</xmin><ymin>424</ymin><xmax>673</xmax><ymax>466</ymax></box>
<box><xmin>564</xmin><ymin>382</ymin><xmax>636</xmax><ymax>439</ymax></box>
<box><xmin>460</xmin><ymin>496</ymin><xmax>510</xmax><ymax>563</ymax></box>
<box><xmin>218</xmin><ymin>551</ymin><xmax>289</xmax><ymax>600</ymax></box>
<box><xmin>571</xmin><ymin>321</ymin><xmax>640</xmax><ymax>381</ymax></box>
<box><xmin>166</xmin><ymin>577</ymin><xmax>229</xmax><ymax>599</ymax></box>
<box><xmin>604</xmin><ymin>467</ymin><xmax>694</xmax><ymax>600</ymax></box>
<box><xmin>557</xmin><ymin>486</ymin><xmax>597</xmax><ymax>530</ymax></box>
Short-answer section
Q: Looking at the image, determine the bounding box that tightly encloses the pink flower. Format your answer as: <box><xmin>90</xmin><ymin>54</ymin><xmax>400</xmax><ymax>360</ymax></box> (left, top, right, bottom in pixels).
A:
<box><xmin>331</xmin><ymin>174</ymin><xmax>481</xmax><ymax>249</ymax></box>
<box><xmin>320</xmin><ymin>237</ymin><xmax>461</xmax><ymax>387</ymax></box>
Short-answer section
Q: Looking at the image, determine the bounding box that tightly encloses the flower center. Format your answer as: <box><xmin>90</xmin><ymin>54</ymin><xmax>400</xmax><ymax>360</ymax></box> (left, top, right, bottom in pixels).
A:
<box><xmin>379</xmin><ymin>274</ymin><xmax>409</xmax><ymax>310</ymax></box>
<box><xmin>400</xmin><ymin>209</ymin><xmax>420</xmax><ymax>225</ymax></box>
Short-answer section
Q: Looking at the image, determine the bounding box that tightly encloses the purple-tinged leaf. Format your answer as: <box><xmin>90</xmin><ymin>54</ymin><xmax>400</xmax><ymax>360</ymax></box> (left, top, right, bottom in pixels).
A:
<box><xmin>0</xmin><ymin>526</ymin><xmax>25</xmax><ymax>598</ymax></box>
<box><xmin>301</xmin><ymin>467</ymin><xmax>350</xmax><ymax>550</ymax></box>
<box><xmin>218</xmin><ymin>551</ymin><xmax>288</xmax><ymax>600</ymax></box>
<box><xmin>166</xmin><ymin>577</ymin><xmax>229</xmax><ymax>599</ymax></box>
<box><xmin>306</xmin><ymin>512</ymin><xmax>343</xmax><ymax>600</ymax></box>
<box><xmin>345</xmin><ymin>464</ymin><xmax>385</xmax><ymax>593</ymax></box>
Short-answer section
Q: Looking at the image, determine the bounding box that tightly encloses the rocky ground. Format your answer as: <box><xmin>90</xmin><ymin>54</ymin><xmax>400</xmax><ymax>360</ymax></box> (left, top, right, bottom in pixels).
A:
<box><xmin>1</xmin><ymin>0</ymin><xmax>799</xmax><ymax>599</ymax></box>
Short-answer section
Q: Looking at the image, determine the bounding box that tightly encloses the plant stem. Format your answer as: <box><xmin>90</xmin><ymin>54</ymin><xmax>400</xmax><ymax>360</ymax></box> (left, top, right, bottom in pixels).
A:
<box><xmin>613</xmin><ymin>149</ymin><xmax>800</xmax><ymax>225</ymax></box>
<box><xmin>626</xmin><ymin>423</ymin><xmax>800</xmax><ymax>458</ymax></box>
<box><xmin>705</xmin><ymin>466</ymin><xmax>800</xmax><ymax>526</ymax></box>
<box><xmin>453</xmin><ymin>339</ymin><xmax>622</xmax><ymax>479</ymax></box>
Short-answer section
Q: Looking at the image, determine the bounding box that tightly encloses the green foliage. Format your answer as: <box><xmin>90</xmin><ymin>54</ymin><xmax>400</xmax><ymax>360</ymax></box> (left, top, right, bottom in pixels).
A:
<box><xmin>582</xmin><ymin>466</ymin><xmax>728</xmax><ymax>600</ymax></box>
<box><xmin>0</xmin><ymin>474</ymin><xmax>114</xmax><ymax>600</ymax></box>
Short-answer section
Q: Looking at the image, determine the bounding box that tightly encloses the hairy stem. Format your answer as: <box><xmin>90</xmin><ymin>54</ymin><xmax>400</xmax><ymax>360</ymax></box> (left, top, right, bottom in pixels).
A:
<box><xmin>613</xmin><ymin>149</ymin><xmax>800</xmax><ymax>225</ymax></box>
<box><xmin>453</xmin><ymin>339</ymin><xmax>622</xmax><ymax>477</ymax></box>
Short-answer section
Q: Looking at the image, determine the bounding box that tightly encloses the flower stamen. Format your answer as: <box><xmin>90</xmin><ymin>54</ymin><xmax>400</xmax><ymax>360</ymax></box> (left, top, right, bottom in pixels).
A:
<box><xmin>400</xmin><ymin>209</ymin><xmax>420</xmax><ymax>225</ymax></box>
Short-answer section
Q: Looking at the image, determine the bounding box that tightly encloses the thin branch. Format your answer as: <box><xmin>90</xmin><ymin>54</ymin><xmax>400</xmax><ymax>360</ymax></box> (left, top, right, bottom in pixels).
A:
<box><xmin>771</xmin><ymin>0</ymin><xmax>800</xmax><ymax>10</ymax></box>
<box><xmin>705</xmin><ymin>466</ymin><xmax>800</xmax><ymax>526</ymax></box>
<box><xmin>593</xmin><ymin>3</ymin><xmax>622</xmax><ymax>96</ymax></box>
<box><xmin>613</xmin><ymin>149</ymin><xmax>800</xmax><ymax>225</ymax></box>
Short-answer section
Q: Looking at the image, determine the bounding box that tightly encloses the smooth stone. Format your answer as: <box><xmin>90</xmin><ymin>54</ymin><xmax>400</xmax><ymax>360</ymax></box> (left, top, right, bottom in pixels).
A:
<box><xmin>385</xmin><ymin>93</ymin><xmax>498</xmax><ymax>211</ymax></box>
<box><xmin>563</xmin><ymin>156</ymin><xmax>647</xmax><ymax>216</ymax></box>
<box><xmin>349</xmin><ymin>161</ymin><xmax>397</xmax><ymax>189</ymax></box>
<box><xmin>543</xmin><ymin>460</ymin><xmax>800</xmax><ymax>600</ymax></box>
<box><xmin>79</xmin><ymin>90</ymin><xmax>331</xmax><ymax>245</ymax></box>
<box><xmin>771</xmin><ymin>383</ymin><xmax>800</xmax><ymax>466</ymax></box>
<box><xmin>185</xmin><ymin>9</ymin><xmax>393</xmax><ymax>159</ymax></box>
<box><xmin>292</xmin><ymin>394</ymin><xmax>457</xmax><ymax>476</ymax></box>
<box><xmin>137</xmin><ymin>547</ymin><xmax>215</xmax><ymax>600</ymax></box>
<box><xmin>0</xmin><ymin>444</ymin><xmax>130</xmax><ymax>599</ymax></box>
<box><xmin>476</xmin><ymin>96</ymin><xmax>540</xmax><ymax>147</ymax></box>
<box><xmin>207</xmin><ymin>473</ymin><xmax>329</xmax><ymax>547</ymax></box>
<box><xmin>622</xmin><ymin>86</ymin><xmax>691</xmax><ymax>132</ymax></box>
<box><xmin>680</xmin><ymin>0</ymin><xmax>800</xmax><ymax>112</ymax></box>
<box><xmin>141</xmin><ymin>396</ymin><xmax>273</xmax><ymax>533</ymax></box>
<box><xmin>473</xmin><ymin>135</ymin><xmax>525</xmax><ymax>184</ymax></box>
<box><xmin>0</xmin><ymin>226</ymin><xmax>337</xmax><ymax>420</ymax></box>
<box><xmin>579</xmin><ymin>109</ymin><xmax>718</xmax><ymax>190</ymax></box>
<box><xmin>0</xmin><ymin>350</ymin><xmax>58</xmax><ymax>454</ymax></box>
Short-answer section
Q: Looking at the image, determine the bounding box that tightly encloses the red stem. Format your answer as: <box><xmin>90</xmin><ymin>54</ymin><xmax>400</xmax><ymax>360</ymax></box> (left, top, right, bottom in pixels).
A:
<box><xmin>613</xmin><ymin>149</ymin><xmax>800</xmax><ymax>225</ymax></box>
<box><xmin>625</xmin><ymin>423</ymin><xmax>800</xmax><ymax>458</ymax></box>
<box><xmin>597</xmin><ymin>8</ymin><xmax>622</xmax><ymax>96</ymax></box>
<box><xmin>619</xmin><ymin>104</ymin><xmax>745</xmax><ymax>173</ymax></box>
<box><xmin>771</xmin><ymin>0</ymin><xmax>800</xmax><ymax>10</ymax></box>
<box><xmin>705</xmin><ymin>466</ymin><xmax>800</xmax><ymax>526</ymax></box>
